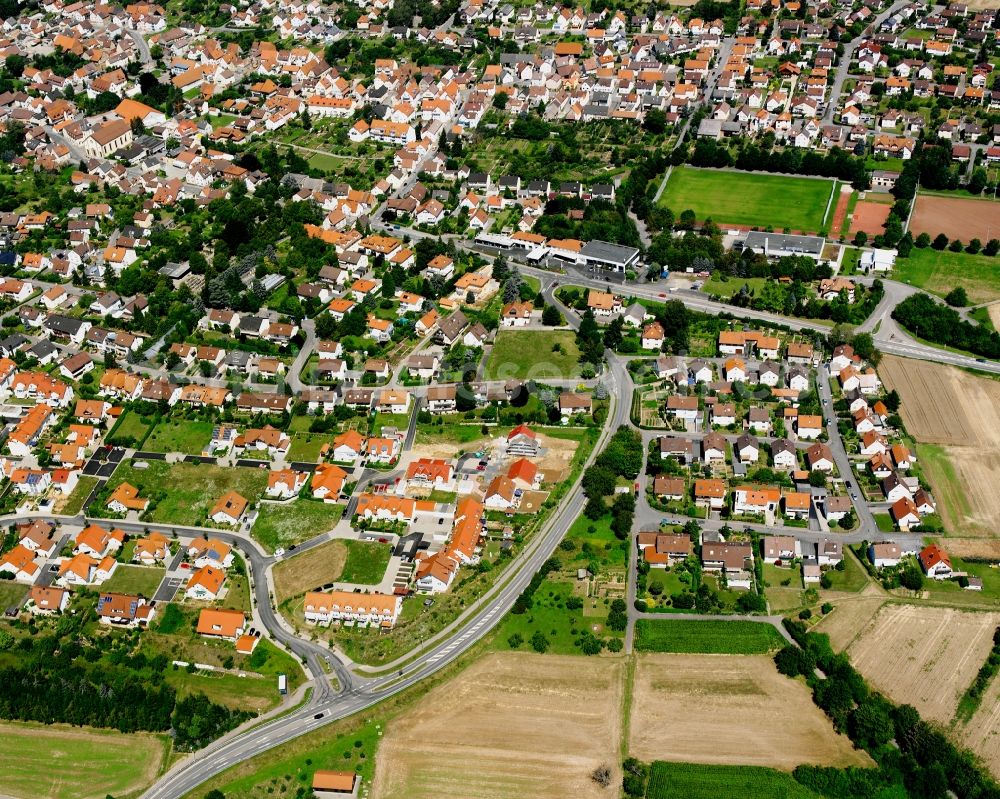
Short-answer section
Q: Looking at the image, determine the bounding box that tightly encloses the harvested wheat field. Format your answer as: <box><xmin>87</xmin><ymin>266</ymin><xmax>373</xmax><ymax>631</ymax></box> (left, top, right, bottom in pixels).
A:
<box><xmin>910</xmin><ymin>194</ymin><xmax>1000</xmax><ymax>243</ymax></box>
<box><xmin>628</xmin><ymin>654</ymin><xmax>869</xmax><ymax>770</ymax></box>
<box><xmin>371</xmin><ymin>652</ymin><xmax>623</xmax><ymax>799</ymax></box>
<box><xmin>959</xmin><ymin>670</ymin><xmax>1000</xmax><ymax>778</ymax></box>
<box><xmin>848</xmin><ymin>604</ymin><xmax>999</xmax><ymax>724</ymax></box>
<box><xmin>813</xmin><ymin>596</ymin><xmax>886</xmax><ymax>651</ymax></box>
<box><xmin>849</xmin><ymin>200</ymin><xmax>890</xmax><ymax>237</ymax></box>
<box><xmin>879</xmin><ymin>355</ymin><xmax>1000</xmax><ymax>536</ymax></box>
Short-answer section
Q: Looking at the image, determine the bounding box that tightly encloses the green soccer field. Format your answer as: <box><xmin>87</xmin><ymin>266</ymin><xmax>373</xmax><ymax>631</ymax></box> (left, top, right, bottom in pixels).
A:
<box><xmin>659</xmin><ymin>166</ymin><xmax>837</xmax><ymax>233</ymax></box>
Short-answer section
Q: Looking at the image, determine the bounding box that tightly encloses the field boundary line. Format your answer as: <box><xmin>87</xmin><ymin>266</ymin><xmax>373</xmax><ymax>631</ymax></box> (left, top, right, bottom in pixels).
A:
<box><xmin>821</xmin><ymin>180</ymin><xmax>839</xmax><ymax>230</ymax></box>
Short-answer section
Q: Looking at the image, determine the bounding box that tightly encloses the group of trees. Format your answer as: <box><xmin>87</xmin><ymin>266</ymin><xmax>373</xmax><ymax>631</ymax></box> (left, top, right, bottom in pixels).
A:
<box><xmin>688</xmin><ymin>139</ymin><xmax>871</xmax><ymax>189</ymax></box>
<box><xmin>892</xmin><ymin>294</ymin><xmax>1000</xmax><ymax>359</ymax></box>
<box><xmin>581</xmin><ymin>426</ymin><xmax>643</xmax><ymax>537</ymax></box>
<box><xmin>781</xmin><ymin>620</ymin><xmax>1000</xmax><ymax>799</ymax></box>
<box><xmin>0</xmin><ymin>611</ymin><xmax>252</xmax><ymax>748</ymax></box>
<box><xmin>533</xmin><ymin>198</ymin><xmax>641</xmax><ymax>249</ymax></box>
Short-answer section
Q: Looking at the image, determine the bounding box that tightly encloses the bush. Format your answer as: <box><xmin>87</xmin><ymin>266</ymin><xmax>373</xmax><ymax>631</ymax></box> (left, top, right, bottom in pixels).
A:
<box><xmin>530</xmin><ymin>630</ymin><xmax>549</xmax><ymax>653</ymax></box>
<box><xmin>945</xmin><ymin>286</ymin><xmax>969</xmax><ymax>307</ymax></box>
<box><xmin>507</xmin><ymin>632</ymin><xmax>523</xmax><ymax>649</ymax></box>
<box><xmin>774</xmin><ymin>644</ymin><xmax>816</xmax><ymax>677</ymax></box>
<box><xmin>799</xmin><ymin>608</ymin><xmax>812</xmax><ymax>620</ymax></box>
<box><xmin>899</xmin><ymin>564</ymin><xmax>923</xmax><ymax>591</ymax></box>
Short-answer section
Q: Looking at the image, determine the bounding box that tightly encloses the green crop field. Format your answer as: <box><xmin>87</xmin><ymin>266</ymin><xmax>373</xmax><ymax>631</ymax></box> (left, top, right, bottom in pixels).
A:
<box><xmin>340</xmin><ymin>540</ymin><xmax>392</xmax><ymax>585</ymax></box>
<box><xmin>252</xmin><ymin>500</ymin><xmax>344</xmax><ymax>552</ymax></box>
<box><xmin>659</xmin><ymin>166</ymin><xmax>836</xmax><ymax>232</ymax></box>
<box><xmin>634</xmin><ymin>619</ymin><xmax>785</xmax><ymax>654</ymax></box>
<box><xmin>0</xmin><ymin>721</ymin><xmax>168</xmax><ymax>799</ymax></box>
<box><xmin>485</xmin><ymin>330</ymin><xmax>582</xmax><ymax>381</ymax></box>
<box><xmin>894</xmin><ymin>247</ymin><xmax>1000</xmax><ymax>305</ymax></box>
<box><xmin>646</xmin><ymin>762</ymin><xmax>820</xmax><ymax>799</ymax></box>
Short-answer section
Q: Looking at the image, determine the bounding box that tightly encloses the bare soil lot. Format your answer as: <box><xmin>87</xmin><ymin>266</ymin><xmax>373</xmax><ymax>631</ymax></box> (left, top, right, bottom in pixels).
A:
<box><xmin>272</xmin><ymin>539</ymin><xmax>347</xmax><ymax>602</ymax></box>
<box><xmin>910</xmin><ymin>194</ymin><xmax>1000</xmax><ymax>244</ymax></box>
<box><xmin>536</xmin><ymin>432</ymin><xmax>577</xmax><ymax>474</ymax></box>
<box><xmin>628</xmin><ymin>654</ymin><xmax>869</xmax><ymax>770</ymax></box>
<box><xmin>879</xmin><ymin>356</ymin><xmax>1000</xmax><ymax>536</ymax></box>
<box><xmin>847</xmin><ymin>604</ymin><xmax>999</xmax><ymax>724</ymax></box>
<box><xmin>371</xmin><ymin>652</ymin><xmax>623</xmax><ymax>799</ymax></box>
<box><xmin>849</xmin><ymin>200</ymin><xmax>890</xmax><ymax>236</ymax></box>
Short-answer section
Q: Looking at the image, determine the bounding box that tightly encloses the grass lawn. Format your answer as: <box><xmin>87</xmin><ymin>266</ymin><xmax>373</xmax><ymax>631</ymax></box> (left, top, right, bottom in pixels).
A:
<box><xmin>873</xmin><ymin>512</ymin><xmax>895</xmax><ymax>533</ymax></box>
<box><xmin>821</xmin><ymin>550</ymin><xmax>870</xmax><ymax>594</ymax></box>
<box><xmin>414</xmin><ymin>421</ymin><xmax>491</xmax><ymax>447</ymax></box>
<box><xmin>371</xmin><ymin>412</ymin><xmax>410</xmax><ymax>437</ymax></box>
<box><xmin>634</xmin><ymin>619</ymin><xmax>785</xmax><ymax>654</ymax></box>
<box><xmin>102</xmin><ymin>462</ymin><xmax>269</xmax><ymax>527</ymax></box>
<box><xmin>494</xmin><ymin>578</ymin><xmax>624</xmax><ymax>654</ymax></box>
<box><xmin>307</xmin><ymin>152</ymin><xmax>351</xmax><ymax>172</ymax></box>
<box><xmin>286</xmin><ymin>432</ymin><xmax>330</xmax><ymax>462</ymax></box>
<box><xmin>894</xmin><ymin>247</ymin><xmax>1000</xmax><ymax>305</ymax></box>
<box><xmin>0</xmin><ymin>581</ymin><xmax>27</xmax><ymax>610</ymax></box>
<box><xmin>646</xmin><ymin>761</ymin><xmax>820</xmax><ymax>799</ymax></box>
<box><xmin>658</xmin><ymin>166</ymin><xmax>836</xmax><ymax>233</ymax></box>
<box><xmin>61</xmin><ymin>475</ymin><xmax>98</xmax><ymax>515</ymax></box>
<box><xmin>0</xmin><ymin>720</ymin><xmax>168</xmax><ymax>799</ymax></box>
<box><xmin>485</xmin><ymin>329</ymin><xmax>582</xmax><ymax>381</ymax></box>
<box><xmin>252</xmin><ymin>500</ymin><xmax>344</xmax><ymax>553</ymax></box>
<box><xmin>340</xmin><ymin>540</ymin><xmax>392</xmax><ymax>584</ymax></box>
<box><xmin>143</xmin><ymin>419</ymin><xmax>215</xmax><ymax>455</ymax></box>
<box><xmin>107</xmin><ymin>409</ymin><xmax>152</xmax><ymax>446</ymax></box>
<box><xmin>100</xmin><ymin>565</ymin><xmax>164</xmax><ymax>597</ymax></box>
<box><xmin>701</xmin><ymin>275</ymin><xmax>770</xmax><ymax>298</ymax></box>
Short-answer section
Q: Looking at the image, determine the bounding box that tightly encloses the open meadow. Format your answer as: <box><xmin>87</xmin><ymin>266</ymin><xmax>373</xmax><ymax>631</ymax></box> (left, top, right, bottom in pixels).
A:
<box><xmin>628</xmin><ymin>654</ymin><xmax>869</xmax><ymax>770</ymax></box>
<box><xmin>879</xmin><ymin>356</ymin><xmax>1000</xmax><ymax>537</ymax></box>
<box><xmin>484</xmin><ymin>330</ymin><xmax>582</xmax><ymax>381</ymax></box>
<box><xmin>273</xmin><ymin>538</ymin><xmax>347</xmax><ymax>602</ymax></box>
<box><xmin>371</xmin><ymin>652</ymin><xmax>623</xmax><ymax>799</ymax></box>
<box><xmin>252</xmin><ymin>500</ymin><xmax>344</xmax><ymax>553</ymax></box>
<box><xmin>0</xmin><ymin>721</ymin><xmax>167</xmax><ymax>799</ymax></box>
<box><xmin>846</xmin><ymin>604</ymin><xmax>999</xmax><ymax>724</ymax></box>
<box><xmin>658</xmin><ymin>166</ymin><xmax>836</xmax><ymax>233</ymax></box>
<box><xmin>893</xmin><ymin>246</ymin><xmax>1000</xmax><ymax>304</ymax></box>
<box><xmin>100</xmin><ymin>461</ymin><xmax>269</xmax><ymax>527</ymax></box>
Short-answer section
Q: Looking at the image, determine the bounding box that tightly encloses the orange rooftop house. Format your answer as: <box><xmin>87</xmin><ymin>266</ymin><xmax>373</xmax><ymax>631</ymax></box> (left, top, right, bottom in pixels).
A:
<box><xmin>106</xmin><ymin>482</ymin><xmax>149</xmax><ymax>514</ymax></box>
